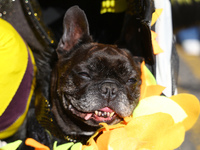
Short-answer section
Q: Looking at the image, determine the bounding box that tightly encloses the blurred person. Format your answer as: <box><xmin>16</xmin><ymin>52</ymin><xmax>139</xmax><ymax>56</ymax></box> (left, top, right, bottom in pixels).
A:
<box><xmin>176</xmin><ymin>26</ymin><xmax>200</xmax><ymax>56</ymax></box>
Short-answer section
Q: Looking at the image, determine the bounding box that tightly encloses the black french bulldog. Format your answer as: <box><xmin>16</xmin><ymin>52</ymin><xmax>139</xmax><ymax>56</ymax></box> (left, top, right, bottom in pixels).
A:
<box><xmin>48</xmin><ymin>5</ymin><xmax>142</xmax><ymax>143</ymax></box>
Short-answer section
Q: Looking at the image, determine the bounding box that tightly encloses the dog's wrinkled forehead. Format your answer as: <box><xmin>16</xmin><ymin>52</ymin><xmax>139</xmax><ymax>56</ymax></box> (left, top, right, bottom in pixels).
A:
<box><xmin>72</xmin><ymin>43</ymin><xmax>139</xmax><ymax>77</ymax></box>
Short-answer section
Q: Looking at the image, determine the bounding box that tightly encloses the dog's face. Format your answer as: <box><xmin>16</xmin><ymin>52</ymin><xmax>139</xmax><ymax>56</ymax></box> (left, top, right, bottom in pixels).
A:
<box><xmin>51</xmin><ymin>6</ymin><xmax>142</xmax><ymax>135</ymax></box>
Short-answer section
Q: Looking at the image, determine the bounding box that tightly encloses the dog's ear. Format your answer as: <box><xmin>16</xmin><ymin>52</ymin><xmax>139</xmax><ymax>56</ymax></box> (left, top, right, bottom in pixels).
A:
<box><xmin>56</xmin><ymin>6</ymin><xmax>92</xmax><ymax>58</ymax></box>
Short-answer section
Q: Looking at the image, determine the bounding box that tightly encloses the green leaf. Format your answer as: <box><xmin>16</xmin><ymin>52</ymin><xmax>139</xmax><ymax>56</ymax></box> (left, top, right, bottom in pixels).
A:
<box><xmin>53</xmin><ymin>141</ymin><xmax>74</xmax><ymax>150</ymax></box>
<box><xmin>71</xmin><ymin>142</ymin><xmax>82</xmax><ymax>150</ymax></box>
<box><xmin>0</xmin><ymin>140</ymin><xmax>22</xmax><ymax>150</ymax></box>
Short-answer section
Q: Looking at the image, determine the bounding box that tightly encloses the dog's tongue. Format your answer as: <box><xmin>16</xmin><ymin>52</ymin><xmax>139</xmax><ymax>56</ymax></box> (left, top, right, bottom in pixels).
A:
<box><xmin>99</xmin><ymin>107</ymin><xmax>113</xmax><ymax>112</ymax></box>
<box><xmin>84</xmin><ymin>113</ymin><xmax>93</xmax><ymax>120</ymax></box>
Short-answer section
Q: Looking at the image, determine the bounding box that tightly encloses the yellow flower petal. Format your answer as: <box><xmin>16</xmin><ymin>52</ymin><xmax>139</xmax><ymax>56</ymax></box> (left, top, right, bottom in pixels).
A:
<box><xmin>133</xmin><ymin>96</ymin><xmax>188</xmax><ymax>123</ymax></box>
<box><xmin>170</xmin><ymin>94</ymin><xmax>200</xmax><ymax>130</ymax></box>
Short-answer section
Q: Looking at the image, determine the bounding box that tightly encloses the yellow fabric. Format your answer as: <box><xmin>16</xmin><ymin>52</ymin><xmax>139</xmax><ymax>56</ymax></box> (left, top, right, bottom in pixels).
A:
<box><xmin>0</xmin><ymin>18</ymin><xmax>28</xmax><ymax>116</ymax></box>
<box><xmin>0</xmin><ymin>47</ymin><xmax>37</xmax><ymax>139</ymax></box>
<box><xmin>100</xmin><ymin>0</ymin><xmax>127</xmax><ymax>14</ymax></box>
<box><xmin>0</xmin><ymin>19</ymin><xmax>37</xmax><ymax>139</ymax></box>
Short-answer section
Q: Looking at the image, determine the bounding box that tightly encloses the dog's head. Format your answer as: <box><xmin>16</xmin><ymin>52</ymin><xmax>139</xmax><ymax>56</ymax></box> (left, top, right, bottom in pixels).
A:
<box><xmin>51</xmin><ymin>6</ymin><xmax>142</xmax><ymax>135</ymax></box>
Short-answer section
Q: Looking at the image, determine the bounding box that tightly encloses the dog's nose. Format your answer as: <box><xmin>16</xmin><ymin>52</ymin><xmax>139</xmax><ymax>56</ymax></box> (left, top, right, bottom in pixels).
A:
<box><xmin>101</xmin><ymin>82</ymin><xmax>118</xmax><ymax>100</ymax></box>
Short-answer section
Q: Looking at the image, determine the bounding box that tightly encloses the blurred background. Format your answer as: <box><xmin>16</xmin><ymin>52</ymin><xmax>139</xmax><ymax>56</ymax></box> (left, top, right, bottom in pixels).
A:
<box><xmin>175</xmin><ymin>27</ymin><xmax>200</xmax><ymax>149</ymax></box>
<box><xmin>172</xmin><ymin>1</ymin><xmax>200</xmax><ymax>148</ymax></box>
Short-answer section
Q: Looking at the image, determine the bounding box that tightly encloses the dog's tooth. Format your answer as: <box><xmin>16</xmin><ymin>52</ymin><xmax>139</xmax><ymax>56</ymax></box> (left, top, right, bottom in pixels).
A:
<box><xmin>95</xmin><ymin>111</ymin><xmax>98</xmax><ymax>116</ymax></box>
<box><xmin>98</xmin><ymin>111</ymin><xmax>102</xmax><ymax>116</ymax></box>
<box><xmin>110</xmin><ymin>112</ymin><xmax>115</xmax><ymax>117</ymax></box>
<box><xmin>107</xmin><ymin>112</ymin><xmax>110</xmax><ymax>117</ymax></box>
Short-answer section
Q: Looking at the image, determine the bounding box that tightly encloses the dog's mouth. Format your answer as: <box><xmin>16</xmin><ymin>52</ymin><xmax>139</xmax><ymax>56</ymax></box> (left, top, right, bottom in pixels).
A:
<box><xmin>86</xmin><ymin>107</ymin><xmax>116</xmax><ymax>122</ymax></box>
<box><xmin>69</xmin><ymin>105</ymin><xmax>118</xmax><ymax>124</ymax></box>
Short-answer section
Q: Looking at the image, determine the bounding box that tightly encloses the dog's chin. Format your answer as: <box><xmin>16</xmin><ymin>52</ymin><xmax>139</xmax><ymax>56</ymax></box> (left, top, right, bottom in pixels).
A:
<box><xmin>68</xmin><ymin>104</ymin><xmax>123</xmax><ymax>126</ymax></box>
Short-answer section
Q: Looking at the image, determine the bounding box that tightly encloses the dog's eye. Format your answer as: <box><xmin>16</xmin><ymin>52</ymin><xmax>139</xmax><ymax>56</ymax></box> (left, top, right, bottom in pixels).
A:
<box><xmin>127</xmin><ymin>78</ymin><xmax>137</xmax><ymax>84</ymax></box>
<box><xmin>78</xmin><ymin>72</ymin><xmax>91</xmax><ymax>79</ymax></box>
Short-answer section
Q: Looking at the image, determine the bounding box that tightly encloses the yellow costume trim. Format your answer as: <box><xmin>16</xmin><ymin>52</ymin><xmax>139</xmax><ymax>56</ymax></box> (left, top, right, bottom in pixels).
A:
<box><xmin>151</xmin><ymin>9</ymin><xmax>163</xmax><ymax>26</ymax></box>
<box><xmin>151</xmin><ymin>31</ymin><xmax>164</xmax><ymax>54</ymax></box>
<box><xmin>151</xmin><ymin>9</ymin><xmax>164</xmax><ymax>55</ymax></box>
<box><xmin>0</xmin><ymin>18</ymin><xmax>28</xmax><ymax>116</ymax></box>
